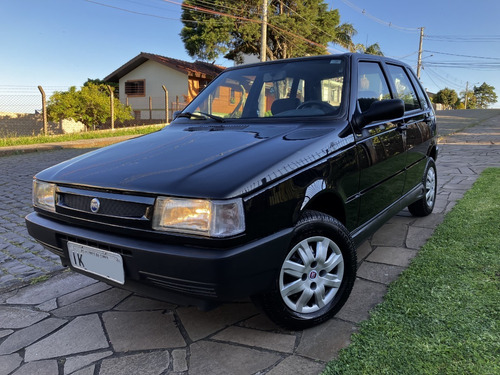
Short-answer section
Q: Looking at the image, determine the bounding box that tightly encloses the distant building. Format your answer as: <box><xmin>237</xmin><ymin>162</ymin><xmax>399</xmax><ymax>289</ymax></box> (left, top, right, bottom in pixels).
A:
<box><xmin>104</xmin><ymin>52</ymin><xmax>224</xmax><ymax>121</ymax></box>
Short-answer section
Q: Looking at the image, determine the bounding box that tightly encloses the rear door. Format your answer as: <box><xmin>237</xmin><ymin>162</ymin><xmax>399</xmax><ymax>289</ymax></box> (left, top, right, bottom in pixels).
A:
<box><xmin>353</xmin><ymin>60</ymin><xmax>406</xmax><ymax>226</ymax></box>
<box><xmin>385</xmin><ymin>64</ymin><xmax>434</xmax><ymax>193</ymax></box>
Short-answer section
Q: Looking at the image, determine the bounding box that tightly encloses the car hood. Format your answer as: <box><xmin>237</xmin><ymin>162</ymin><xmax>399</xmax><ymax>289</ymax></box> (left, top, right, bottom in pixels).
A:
<box><xmin>36</xmin><ymin>122</ymin><xmax>353</xmax><ymax>198</ymax></box>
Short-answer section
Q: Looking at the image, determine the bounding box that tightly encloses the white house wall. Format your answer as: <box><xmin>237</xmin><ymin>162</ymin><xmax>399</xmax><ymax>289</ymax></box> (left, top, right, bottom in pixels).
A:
<box><xmin>119</xmin><ymin>60</ymin><xmax>188</xmax><ymax>120</ymax></box>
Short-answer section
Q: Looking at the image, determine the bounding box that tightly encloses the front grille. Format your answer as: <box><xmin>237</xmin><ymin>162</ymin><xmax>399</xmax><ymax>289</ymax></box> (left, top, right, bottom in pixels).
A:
<box><xmin>60</xmin><ymin>194</ymin><xmax>149</xmax><ymax>218</ymax></box>
<box><xmin>55</xmin><ymin>186</ymin><xmax>155</xmax><ymax>224</ymax></box>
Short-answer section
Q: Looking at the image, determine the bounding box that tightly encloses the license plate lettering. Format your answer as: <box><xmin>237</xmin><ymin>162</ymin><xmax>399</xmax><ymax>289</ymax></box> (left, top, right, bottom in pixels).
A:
<box><xmin>67</xmin><ymin>242</ymin><xmax>125</xmax><ymax>285</ymax></box>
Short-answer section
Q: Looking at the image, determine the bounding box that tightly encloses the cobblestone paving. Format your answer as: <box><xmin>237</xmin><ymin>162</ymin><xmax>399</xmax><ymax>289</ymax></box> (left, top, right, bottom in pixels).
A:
<box><xmin>0</xmin><ymin>111</ymin><xmax>499</xmax><ymax>375</ymax></box>
<box><xmin>0</xmin><ymin>149</ymin><xmax>92</xmax><ymax>288</ymax></box>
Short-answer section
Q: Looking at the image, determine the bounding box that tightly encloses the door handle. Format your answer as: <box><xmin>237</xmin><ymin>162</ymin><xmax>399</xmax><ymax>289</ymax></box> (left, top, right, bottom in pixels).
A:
<box><xmin>396</xmin><ymin>123</ymin><xmax>408</xmax><ymax>132</ymax></box>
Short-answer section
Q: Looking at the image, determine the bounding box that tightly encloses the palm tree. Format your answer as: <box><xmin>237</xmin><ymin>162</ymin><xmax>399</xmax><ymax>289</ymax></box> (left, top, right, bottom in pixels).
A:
<box><xmin>355</xmin><ymin>43</ymin><xmax>384</xmax><ymax>56</ymax></box>
<box><xmin>333</xmin><ymin>23</ymin><xmax>357</xmax><ymax>51</ymax></box>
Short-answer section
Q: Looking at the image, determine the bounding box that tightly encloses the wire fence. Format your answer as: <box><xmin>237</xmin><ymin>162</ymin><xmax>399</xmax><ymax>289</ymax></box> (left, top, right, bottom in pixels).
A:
<box><xmin>0</xmin><ymin>85</ymin><xmax>187</xmax><ymax>138</ymax></box>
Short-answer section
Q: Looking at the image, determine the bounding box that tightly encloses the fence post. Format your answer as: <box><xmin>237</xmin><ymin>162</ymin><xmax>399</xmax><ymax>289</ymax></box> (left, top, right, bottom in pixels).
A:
<box><xmin>37</xmin><ymin>85</ymin><xmax>47</xmax><ymax>136</ymax></box>
<box><xmin>149</xmin><ymin>96</ymin><xmax>153</xmax><ymax>120</ymax></box>
<box><xmin>107</xmin><ymin>85</ymin><xmax>114</xmax><ymax>130</ymax></box>
<box><xmin>162</xmin><ymin>85</ymin><xmax>169</xmax><ymax>123</ymax></box>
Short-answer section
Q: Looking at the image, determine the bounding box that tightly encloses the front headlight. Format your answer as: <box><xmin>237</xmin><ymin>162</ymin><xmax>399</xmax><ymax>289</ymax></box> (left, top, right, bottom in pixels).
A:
<box><xmin>32</xmin><ymin>179</ymin><xmax>56</xmax><ymax>212</ymax></box>
<box><xmin>152</xmin><ymin>197</ymin><xmax>245</xmax><ymax>237</ymax></box>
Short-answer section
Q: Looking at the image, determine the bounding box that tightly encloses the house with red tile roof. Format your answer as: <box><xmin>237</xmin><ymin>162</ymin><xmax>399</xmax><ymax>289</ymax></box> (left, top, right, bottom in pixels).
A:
<box><xmin>104</xmin><ymin>52</ymin><xmax>225</xmax><ymax>122</ymax></box>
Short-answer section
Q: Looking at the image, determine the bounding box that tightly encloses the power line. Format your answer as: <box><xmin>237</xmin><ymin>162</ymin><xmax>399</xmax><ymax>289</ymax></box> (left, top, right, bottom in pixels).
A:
<box><xmin>422</xmin><ymin>67</ymin><xmax>463</xmax><ymax>91</ymax></box>
<box><xmin>84</xmin><ymin>0</ymin><xmax>181</xmax><ymax>21</ymax></box>
<box><xmin>424</xmin><ymin>50</ymin><xmax>500</xmax><ymax>61</ymax></box>
<box><xmin>163</xmin><ymin>0</ymin><xmax>328</xmax><ymax>49</ymax></box>
<box><xmin>424</xmin><ymin>34</ymin><xmax>500</xmax><ymax>42</ymax></box>
<box><xmin>85</xmin><ymin>0</ymin><xmax>329</xmax><ymax>51</ymax></box>
<box><xmin>425</xmin><ymin>62</ymin><xmax>500</xmax><ymax>70</ymax></box>
<box><xmin>391</xmin><ymin>51</ymin><xmax>418</xmax><ymax>60</ymax></box>
<box><xmin>84</xmin><ymin>0</ymin><xmax>250</xmax><ymax>25</ymax></box>
<box><xmin>278</xmin><ymin>1</ymin><xmax>336</xmax><ymax>40</ymax></box>
<box><xmin>120</xmin><ymin>0</ymin><xmax>180</xmax><ymax>14</ymax></box>
<box><xmin>421</xmin><ymin>69</ymin><xmax>440</xmax><ymax>90</ymax></box>
<box><xmin>340</xmin><ymin>0</ymin><xmax>419</xmax><ymax>33</ymax></box>
<box><xmin>188</xmin><ymin>0</ymin><xmax>250</xmax><ymax>14</ymax></box>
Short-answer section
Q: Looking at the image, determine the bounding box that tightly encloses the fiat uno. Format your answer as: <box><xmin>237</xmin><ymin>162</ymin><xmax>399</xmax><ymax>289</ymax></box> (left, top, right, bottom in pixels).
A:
<box><xmin>26</xmin><ymin>53</ymin><xmax>437</xmax><ymax>329</ymax></box>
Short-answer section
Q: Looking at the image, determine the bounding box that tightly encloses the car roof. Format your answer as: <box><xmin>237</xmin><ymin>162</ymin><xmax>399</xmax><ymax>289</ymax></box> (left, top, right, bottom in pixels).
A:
<box><xmin>221</xmin><ymin>53</ymin><xmax>413</xmax><ymax>74</ymax></box>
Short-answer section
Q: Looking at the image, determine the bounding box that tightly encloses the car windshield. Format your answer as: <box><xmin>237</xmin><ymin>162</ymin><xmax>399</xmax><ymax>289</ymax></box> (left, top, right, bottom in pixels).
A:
<box><xmin>182</xmin><ymin>57</ymin><xmax>346</xmax><ymax>120</ymax></box>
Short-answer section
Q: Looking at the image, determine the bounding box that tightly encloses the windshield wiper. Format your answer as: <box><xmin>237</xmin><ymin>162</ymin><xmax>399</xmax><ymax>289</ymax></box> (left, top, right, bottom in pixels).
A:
<box><xmin>176</xmin><ymin>111</ymin><xmax>225</xmax><ymax>123</ymax></box>
<box><xmin>197</xmin><ymin>111</ymin><xmax>225</xmax><ymax>123</ymax></box>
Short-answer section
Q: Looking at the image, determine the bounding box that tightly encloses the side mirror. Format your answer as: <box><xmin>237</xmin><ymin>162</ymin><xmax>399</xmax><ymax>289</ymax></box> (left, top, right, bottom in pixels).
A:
<box><xmin>173</xmin><ymin>110</ymin><xmax>182</xmax><ymax>119</ymax></box>
<box><xmin>354</xmin><ymin>99</ymin><xmax>405</xmax><ymax>128</ymax></box>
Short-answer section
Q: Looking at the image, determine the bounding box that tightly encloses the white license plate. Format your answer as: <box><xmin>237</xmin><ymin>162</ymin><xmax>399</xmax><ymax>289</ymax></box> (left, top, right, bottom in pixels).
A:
<box><xmin>67</xmin><ymin>242</ymin><xmax>124</xmax><ymax>285</ymax></box>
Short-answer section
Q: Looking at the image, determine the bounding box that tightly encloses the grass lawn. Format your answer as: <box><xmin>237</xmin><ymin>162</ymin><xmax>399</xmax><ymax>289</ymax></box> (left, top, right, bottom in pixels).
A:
<box><xmin>324</xmin><ymin>168</ymin><xmax>500</xmax><ymax>375</ymax></box>
<box><xmin>0</xmin><ymin>124</ymin><xmax>163</xmax><ymax>147</ymax></box>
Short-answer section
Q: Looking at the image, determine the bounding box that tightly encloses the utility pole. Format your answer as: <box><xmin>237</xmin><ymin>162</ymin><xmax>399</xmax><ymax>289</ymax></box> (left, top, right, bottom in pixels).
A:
<box><xmin>258</xmin><ymin>0</ymin><xmax>268</xmax><ymax>117</ymax></box>
<box><xmin>464</xmin><ymin>81</ymin><xmax>469</xmax><ymax>109</ymax></box>
<box><xmin>37</xmin><ymin>85</ymin><xmax>48</xmax><ymax>136</ymax></box>
<box><xmin>260</xmin><ymin>0</ymin><xmax>268</xmax><ymax>62</ymax></box>
<box><xmin>107</xmin><ymin>85</ymin><xmax>115</xmax><ymax>130</ymax></box>
<box><xmin>162</xmin><ymin>85</ymin><xmax>169</xmax><ymax>123</ymax></box>
<box><xmin>416</xmin><ymin>27</ymin><xmax>424</xmax><ymax>78</ymax></box>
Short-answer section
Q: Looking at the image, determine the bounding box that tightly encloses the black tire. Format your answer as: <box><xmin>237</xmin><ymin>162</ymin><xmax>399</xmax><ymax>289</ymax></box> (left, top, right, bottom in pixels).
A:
<box><xmin>408</xmin><ymin>158</ymin><xmax>437</xmax><ymax>217</ymax></box>
<box><xmin>252</xmin><ymin>210</ymin><xmax>357</xmax><ymax>330</ymax></box>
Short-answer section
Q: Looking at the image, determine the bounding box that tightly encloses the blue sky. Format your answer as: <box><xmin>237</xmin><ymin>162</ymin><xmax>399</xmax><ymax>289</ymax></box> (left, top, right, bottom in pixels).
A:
<box><xmin>1</xmin><ymin>0</ymin><xmax>499</xmax><ymax>111</ymax></box>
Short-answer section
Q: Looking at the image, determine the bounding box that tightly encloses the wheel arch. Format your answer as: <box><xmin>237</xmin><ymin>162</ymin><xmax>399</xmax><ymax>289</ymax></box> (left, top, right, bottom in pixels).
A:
<box><xmin>301</xmin><ymin>191</ymin><xmax>347</xmax><ymax>227</ymax></box>
<box><xmin>429</xmin><ymin>144</ymin><xmax>438</xmax><ymax>161</ymax></box>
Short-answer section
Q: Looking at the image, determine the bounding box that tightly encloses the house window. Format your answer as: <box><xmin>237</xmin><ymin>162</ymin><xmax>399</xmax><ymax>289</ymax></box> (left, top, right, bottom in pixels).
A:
<box><xmin>230</xmin><ymin>88</ymin><xmax>235</xmax><ymax>104</ymax></box>
<box><xmin>125</xmin><ymin>80</ymin><xmax>145</xmax><ymax>96</ymax></box>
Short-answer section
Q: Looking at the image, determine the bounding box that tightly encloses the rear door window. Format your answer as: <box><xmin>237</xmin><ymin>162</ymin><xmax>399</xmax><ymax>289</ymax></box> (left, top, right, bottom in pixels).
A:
<box><xmin>386</xmin><ymin>64</ymin><xmax>421</xmax><ymax>111</ymax></box>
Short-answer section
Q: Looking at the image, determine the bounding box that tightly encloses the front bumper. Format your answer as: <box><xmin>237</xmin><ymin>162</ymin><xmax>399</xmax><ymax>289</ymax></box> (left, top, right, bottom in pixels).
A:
<box><xmin>25</xmin><ymin>212</ymin><xmax>293</xmax><ymax>307</ymax></box>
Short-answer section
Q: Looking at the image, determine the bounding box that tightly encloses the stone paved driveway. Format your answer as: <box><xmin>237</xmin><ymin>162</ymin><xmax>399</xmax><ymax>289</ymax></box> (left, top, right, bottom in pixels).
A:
<box><xmin>1</xmin><ymin>110</ymin><xmax>499</xmax><ymax>375</ymax></box>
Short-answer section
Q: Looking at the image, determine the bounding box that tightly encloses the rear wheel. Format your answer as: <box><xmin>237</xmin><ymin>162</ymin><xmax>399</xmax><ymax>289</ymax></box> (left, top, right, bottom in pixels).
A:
<box><xmin>408</xmin><ymin>158</ymin><xmax>437</xmax><ymax>217</ymax></box>
<box><xmin>252</xmin><ymin>211</ymin><xmax>356</xmax><ymax>330</ymax></box>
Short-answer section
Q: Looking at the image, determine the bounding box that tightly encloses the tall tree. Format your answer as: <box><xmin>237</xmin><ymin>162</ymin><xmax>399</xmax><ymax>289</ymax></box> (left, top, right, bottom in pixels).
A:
<box><xmin>473</xmin><ymin>82</ymin><xmax>498</xmax><ymax>109</ymax></box>
<box><xmin>47</xmin><ymin>83</ymin><xmax>133</xmax><ymax>130</ymax></box>
<box><xmin>180</xmin><ymin>0</ymin><xmax>358</xmax><ymax>62</ymax></box>
<box><xmin>434</xmin><ymin>88</ymin><xmax>459</xmax><ymax>109</ymax></box>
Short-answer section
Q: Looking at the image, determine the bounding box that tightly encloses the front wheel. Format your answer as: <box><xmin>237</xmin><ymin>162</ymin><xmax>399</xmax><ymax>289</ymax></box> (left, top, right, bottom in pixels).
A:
<box><xmin>252</xmin><ymin>211</ymin><xmax>356</xmax><ymax>330</ymax></box>
<box><xmin>408</xmin><ymin>158</ymin><xmax>437</xmax><ymax>217</ymax></box>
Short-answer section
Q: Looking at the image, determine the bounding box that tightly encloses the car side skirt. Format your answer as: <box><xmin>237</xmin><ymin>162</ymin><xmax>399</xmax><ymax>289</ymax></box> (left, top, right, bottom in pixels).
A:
<box><xmin>350</xmin><ymin>183</ymin><xmax>424</xmax><ymax>248</ymax></box>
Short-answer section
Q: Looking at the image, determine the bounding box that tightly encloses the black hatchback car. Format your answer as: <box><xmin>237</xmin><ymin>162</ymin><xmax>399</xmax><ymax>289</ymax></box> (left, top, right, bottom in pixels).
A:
<box><xmin>26</xmin><ymin>53</ymin><xmax>437</xmax><ymax>329</ymax></box>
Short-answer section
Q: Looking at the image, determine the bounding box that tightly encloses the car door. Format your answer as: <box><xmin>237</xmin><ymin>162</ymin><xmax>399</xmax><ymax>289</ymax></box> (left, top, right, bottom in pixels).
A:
<box><xmin>385</xmin><ymin>64</ymin><xmax>434</xmax><ymax>194</ymax></box>
<box><xmin>353</xmin><ymin>60</ymin><xmax>406</xmax><ymax>226</ymax></box>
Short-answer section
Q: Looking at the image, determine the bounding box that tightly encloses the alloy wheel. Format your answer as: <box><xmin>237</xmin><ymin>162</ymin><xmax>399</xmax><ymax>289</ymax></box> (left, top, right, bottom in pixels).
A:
<box><xmin>279</xmin><ymin>236</ymin><xmax>344</xmax><ymax>313</ymax></box>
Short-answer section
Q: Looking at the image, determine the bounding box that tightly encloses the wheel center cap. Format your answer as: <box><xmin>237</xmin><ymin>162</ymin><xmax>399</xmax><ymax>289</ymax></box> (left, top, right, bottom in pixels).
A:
<box><xmin>309</xmin><ymin>270</ymin><xmax>317</xmax><ymax>279</ymax></box>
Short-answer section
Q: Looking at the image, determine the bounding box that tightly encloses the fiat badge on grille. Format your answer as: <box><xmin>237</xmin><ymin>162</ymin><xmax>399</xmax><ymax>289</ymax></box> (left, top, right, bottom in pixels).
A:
<box><xmin>90</xmin><ymin>198</ymin><xmax>100</xmax><ymax>213</ymax></box>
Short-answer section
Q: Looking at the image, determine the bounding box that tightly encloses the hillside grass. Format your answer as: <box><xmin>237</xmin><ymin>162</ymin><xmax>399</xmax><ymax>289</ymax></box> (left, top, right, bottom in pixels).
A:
<box><xmin>0</xmin><ymin>124</ymin><xmax>164</xmax><ymax>147</ymax></box>
<box><xmin>324</xmin><ymin>168</ymin><xmax>500</xmax><ymax>375</ymax></box>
